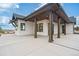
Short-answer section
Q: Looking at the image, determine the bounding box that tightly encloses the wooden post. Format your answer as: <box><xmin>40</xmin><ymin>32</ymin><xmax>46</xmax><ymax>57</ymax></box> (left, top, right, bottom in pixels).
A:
<box><xmin>64</xmin><ymin>22</ymin><xmax>66</xmax><ymax>35</ymax></box>
<box><xmin>57</xmin><ymin>17</ymin><xmax>61</xmax><ymax>38</ymax></box>
<box><xmin>48</xmin><ymin>10</ymin><xmax>54</xmax><ymax>42</ymax></box>
<box><xmin>34</xmin><ymin>17</ymin><xmax>37</xmax><ymax>38</ymax></box>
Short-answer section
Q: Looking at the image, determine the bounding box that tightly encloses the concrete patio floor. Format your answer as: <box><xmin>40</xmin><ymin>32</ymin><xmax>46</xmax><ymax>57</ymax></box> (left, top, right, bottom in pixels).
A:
<box><xmin>0</xmin><ymin>34</ymin><xmax>79</xmax><ymax>56</ymax></box>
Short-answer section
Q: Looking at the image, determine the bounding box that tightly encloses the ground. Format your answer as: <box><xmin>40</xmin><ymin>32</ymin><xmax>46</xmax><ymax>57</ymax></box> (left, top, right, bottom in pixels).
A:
<box><xmin>0</xmin><ymin>34</ymin><xmax>79</xmax><ymax>56</ymax></box>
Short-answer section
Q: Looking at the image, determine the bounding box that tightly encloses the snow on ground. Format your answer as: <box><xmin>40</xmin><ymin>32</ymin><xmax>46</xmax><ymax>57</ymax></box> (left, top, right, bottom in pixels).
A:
<box><xmin>0</xmin><ymin>34</ymin><xmax>79</xmax><ymax>56</ymax></box>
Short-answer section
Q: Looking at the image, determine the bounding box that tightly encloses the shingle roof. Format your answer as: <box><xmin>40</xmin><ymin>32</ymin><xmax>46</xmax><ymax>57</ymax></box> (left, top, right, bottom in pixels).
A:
<box><xmin>13</xmin><ymin>13</ymin><xmax>25</xmax><ymax>19</ymax></box>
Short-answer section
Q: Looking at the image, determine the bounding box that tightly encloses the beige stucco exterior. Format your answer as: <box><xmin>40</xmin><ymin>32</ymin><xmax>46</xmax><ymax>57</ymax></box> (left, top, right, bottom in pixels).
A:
<box><xmin>66</xmin><ymin>23</ymin><xmax>74</xmax><ymax>34</ymax></box>
<box><xmin>15</xmin><ymin>19</ymin><xmax>74</xmax><ymax>36</ymax></box>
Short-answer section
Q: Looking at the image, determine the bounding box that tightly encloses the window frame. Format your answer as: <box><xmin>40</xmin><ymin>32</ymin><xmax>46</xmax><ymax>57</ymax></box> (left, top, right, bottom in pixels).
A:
<box><xmin>20</xmin><ymin>23</ymin><xmax>26</xmax><ymax>31</ymax></box>
<box><xmin>38</xmin><ymin>23</ymin><xmax>43</xmax><ymax>32</ymax></box>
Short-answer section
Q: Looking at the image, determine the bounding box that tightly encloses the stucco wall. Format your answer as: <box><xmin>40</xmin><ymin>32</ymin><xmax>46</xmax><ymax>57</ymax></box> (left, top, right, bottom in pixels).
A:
<box><xmin>15</xmin><ymin>19</ymin><xmax>73</xmax><ymax>36</ymax></box>
<box><xmin>37</xmin><ymin>20</ymin><xmax>59</xmax><ymax>35</ymax></box>
<box><xmin>15</xmin><ymin>20</ymin><xmax>34</xmax><ymax>35</ymax></box>
<box><xmin>66</xmin><ymin>23</ymin><xmax>74</xmax><ymax>34</ymax></box>
<box><xmin>37</xmin><ymin>20</ymin><xmax>48</xmax><ymax>36</ymax></box>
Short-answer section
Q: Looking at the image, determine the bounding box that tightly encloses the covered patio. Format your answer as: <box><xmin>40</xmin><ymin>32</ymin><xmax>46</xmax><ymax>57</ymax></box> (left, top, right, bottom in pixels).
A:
<box><xmin>23</xmin><ymin>3</ymin><xmax>71</xmax><ymax>42</ymax></box>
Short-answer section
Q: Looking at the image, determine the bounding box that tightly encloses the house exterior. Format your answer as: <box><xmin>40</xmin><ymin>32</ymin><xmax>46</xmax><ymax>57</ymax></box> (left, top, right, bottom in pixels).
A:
<box><xmin>69</xmin><ymin>16</ymin><xmax>76</xmax><ymax>33</ymax></box>
<box><xmin>10</xmin><ymin>3</ymin><xmax>74</xmax><ymax>42</ymax></box>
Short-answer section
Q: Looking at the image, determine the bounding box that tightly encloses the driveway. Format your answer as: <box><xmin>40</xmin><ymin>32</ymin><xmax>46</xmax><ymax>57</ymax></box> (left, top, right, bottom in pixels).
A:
<box><xmin>0</xmin><ymin>34</ymin><xmax>79</xmax><ymax>56</ymax></box>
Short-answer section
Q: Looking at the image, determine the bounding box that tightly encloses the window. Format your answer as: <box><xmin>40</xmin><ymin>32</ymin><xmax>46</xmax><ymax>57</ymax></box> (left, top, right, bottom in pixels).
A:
<box><xmin>36</xmin><ymin>23</ymin><xmax>43</xmax><ymax>32</ymax></box>
<box><xmin>20</xmin><ymin>23</ymin><xmax>25</xmax><ymax>31</ymax></box>
<box><xmin>62</xmin><ymin>25</ymin><xmax>65</xmax><ymax>33</ymax></box>
<box><xmin>39</xmin><ymin>23</ymin><xmax>43</xmax><ymax>32</ymax></box>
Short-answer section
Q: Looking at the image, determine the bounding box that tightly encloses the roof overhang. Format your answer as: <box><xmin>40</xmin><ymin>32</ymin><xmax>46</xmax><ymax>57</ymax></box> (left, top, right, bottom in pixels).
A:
<box><xmin>23</xmin><ymin>3</ymin><xmax>70</xmax><ymax>23</ymax></box>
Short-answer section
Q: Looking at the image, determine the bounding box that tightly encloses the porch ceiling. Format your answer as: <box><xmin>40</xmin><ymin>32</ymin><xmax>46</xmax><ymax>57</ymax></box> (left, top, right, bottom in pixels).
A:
<box><xmin>24</xmin><ymin>3</ymin><xmax>70</xmax><ymax>23</ymax></box>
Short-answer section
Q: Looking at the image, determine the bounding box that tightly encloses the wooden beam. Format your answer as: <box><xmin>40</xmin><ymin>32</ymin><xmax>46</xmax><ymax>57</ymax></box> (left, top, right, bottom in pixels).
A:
<box><xmin>34</xmin><ymin>17</ymin><xmax>37</xmax><ymax>38</ymax></box>
<box><xmin>48</xmin><ymin>10</ymin><xmax>54</xmax><ymax>42</ymax></box>
<box><xmin>64</xmin><ymin>22</ymin><xmax>66</xmax><ymax>35</ymax></box>
<box><xmin>57</xmin><ymin>17</ymin><xmax>61</xmax><ymax>38</ymax></box>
